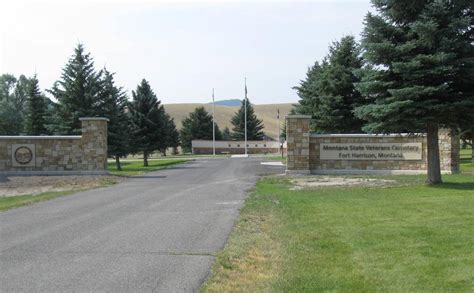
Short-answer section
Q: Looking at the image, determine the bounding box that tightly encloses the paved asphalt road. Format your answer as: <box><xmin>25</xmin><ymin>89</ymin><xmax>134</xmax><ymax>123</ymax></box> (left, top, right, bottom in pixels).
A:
<box><xmin>0</xmin><ymin>157</ymin><xmax>284</xmax><ymax>292</ymax></box>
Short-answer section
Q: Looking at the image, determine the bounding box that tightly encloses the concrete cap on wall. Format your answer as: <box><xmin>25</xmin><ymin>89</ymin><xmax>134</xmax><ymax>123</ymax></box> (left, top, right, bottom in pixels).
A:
<box><xmin>79</xmin><ymin>117</ymin><xmax>110</xmax><ymax>122</ymax></box>
<box><xmin>285</xmin><ymin>115</ymin><xmax>312</xmax><ymax>119</ymax></box>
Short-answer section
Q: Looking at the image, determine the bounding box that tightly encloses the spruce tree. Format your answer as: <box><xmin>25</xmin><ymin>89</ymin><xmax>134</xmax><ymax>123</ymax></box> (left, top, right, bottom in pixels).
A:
<box><xmin>128</xmin><ymin>79</ymin><xmax>166</xmax><ymax>166</ymax></box>
<box><xmin>230</xmin><ymin>98</ymin><xmax>265</xmax><ymax>140</ymax></box>
<box><xmin>222</xmin><ymin>127</ymin><xmax>231</xmax><ymax>140</ymax></box>
<box><xmin>162</xmin><ymin>113</ymin><xmax>180</xmax><ymax>156</ymax></box>
<box><xmin>180</xmin><ymin>106</ymin><xmax>222</xmax><ymax>153</ymax></box>
<box><xmin>49</xmin><ymin>44</ymin><xmax>103</xmax><ymax>134</ymax></box>
<box><xmin>294</xmin><ymin>61</ymin><xmax>325</xmax><ymax>117</ymax></box>
<box><xmin>280</xmin><ymin>121</ymin><xmax>286</xmax><ymax>141</ymax></box>
<box><xmin>100</xmin><ymin>69</ymin><xmax>130</xmax><ymax>171</ymax></box>
<box><xmin>24</xmin><ymin>75</ymin><xmax>48</xmax><ymax>135</ymax></box>
<box><xmin>355</xmin><ymin>0</ymin><xmax>474</xmax><ymax>184</ymax></box>
<box><xmin>294</xmin><ymin>36</ymin><xmax>365</xmax><ymax>133</ymax></box>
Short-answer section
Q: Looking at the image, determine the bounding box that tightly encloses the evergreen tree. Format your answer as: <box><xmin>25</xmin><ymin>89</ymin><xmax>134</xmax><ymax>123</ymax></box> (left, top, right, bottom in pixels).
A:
<box><xmin>230</xmin><ymin>98</ymin><xmax>265</xmax><ymax>140</ymax></box>
<box><xmin>162</xmin><ymin>113</ymin><xmax>180</xmax><ymax>156</ymax></box>
<box><xmin>128</xmin><ymin>79</ymin><xmax>166</xmax><ymax>166</ymax></box>
<box><xmin>0</xmin><ymin>74</ymin><xmax>29</xmax><ymax>134</ymax></box>
<box><xmin>180</xmin><ymin>107</ymin><xmax>222</xmax><ymax>153</ymax></box>
<box><xmin>49</xmin><ymin>44</ymin><xmax>103</xmax><ymax>134</ymax></box>
<box><xmin>355</xmin><ymin>0</ymin><xmax>474</xmax><ymax>184</ymax></box>
<box><xmin>294</xmin><ymin>36</ymin><xmax>365</xmax><ymax>133</ymax></box>
<box><xmin>280</xmin><ymin>121</ymin><xmax>286</xmax><ymax>141</ymax></box>
<box><xmin>222</xmin><ymin>127</ymin><xmax>231</xmax><ymax>140</ymax></box>
<box><xmin>100</xmin><ymin>69</ymin><xmax>130</xmax><ymax>171</ymax></box>
<box><xmin>294</xmin><ymin>61</ymin><xmax>326</xmax><ymax>117</ymax></box>
<box><xmin>24</xmin><ymin>75</ymin><xmax>48</xmax><ymax>135</ymax></box>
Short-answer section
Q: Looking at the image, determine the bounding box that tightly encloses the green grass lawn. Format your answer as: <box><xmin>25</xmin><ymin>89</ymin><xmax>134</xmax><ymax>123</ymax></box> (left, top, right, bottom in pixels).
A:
<box><xmin>202</xmin><ymin>165</ymin><xmax>474</xmax><ymax>291</ymax></box>
<box><xmin>0</xmin><ymin>190</ymin><xmax>84</xmax><ymax>212</ymax></box>
<box><xmin>108</xmin><ymin>158</ymin><xmax>190</xmax><ymax>176</ymax></box>
<box><xmin>460</xmin><ymin>147</ymin><xmax>473</xmax><ymax>174</ymax></box>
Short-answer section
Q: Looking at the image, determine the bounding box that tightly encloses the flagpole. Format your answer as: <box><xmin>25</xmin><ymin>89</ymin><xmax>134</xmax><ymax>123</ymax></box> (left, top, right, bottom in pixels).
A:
<box><xmin>212</xmin><ymin>88</ymin><xmax>216</xmax><ymax>156</ymax></box>
<box><xmin>244</xmin><ymin>78</ymin><xmax>248</xmax><ymax>156</ymax></box>
<box><xmin>277</xmin><ymin>108</ymin><xmax>280</xmax><ymax>140</ymax></box>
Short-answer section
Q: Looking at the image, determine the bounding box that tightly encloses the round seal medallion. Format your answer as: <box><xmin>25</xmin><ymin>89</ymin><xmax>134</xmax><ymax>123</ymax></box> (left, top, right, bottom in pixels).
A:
<box><xmin>14</xmin><ymin>146</ymin><xmax>33</xmax><ymax>165</ymax></box>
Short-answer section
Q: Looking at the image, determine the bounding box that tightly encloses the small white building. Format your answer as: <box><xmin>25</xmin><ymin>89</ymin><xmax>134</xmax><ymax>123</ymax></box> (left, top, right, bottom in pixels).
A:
<box><xmin>191</xmin><ymin>140</ymin><xmax>285</xmax><ymax>155</ymax></box>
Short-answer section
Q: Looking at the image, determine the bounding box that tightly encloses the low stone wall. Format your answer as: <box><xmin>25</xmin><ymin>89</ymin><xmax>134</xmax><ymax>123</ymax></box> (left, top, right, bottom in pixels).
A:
<box><xmin>286</xmin><ymin>115</ymin><xmax>459</xmax><ymax>175</ymax></box>
<box><xmin>192</xmin><ymin>140</ymin><xmax>282</xmax><ymax>155</ymax></box>
<box><xmin>0</xmin><ymin>118</ymin><xmax>109</xmax><ymax>176</ymax></box>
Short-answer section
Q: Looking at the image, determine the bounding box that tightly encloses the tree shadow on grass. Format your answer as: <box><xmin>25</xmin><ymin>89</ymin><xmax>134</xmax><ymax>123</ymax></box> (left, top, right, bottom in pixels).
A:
<box><xmin>430</xmin><ymin>182</ymin><xmax>474</xmax><ymax>191</ymax></box>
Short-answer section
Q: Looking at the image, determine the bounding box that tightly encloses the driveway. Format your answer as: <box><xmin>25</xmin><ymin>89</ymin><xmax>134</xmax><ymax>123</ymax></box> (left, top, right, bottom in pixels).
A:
<box><xmin>0</xmin><ymin>157</ymin><xmax>284</xmax><ymax>292</ymax></box>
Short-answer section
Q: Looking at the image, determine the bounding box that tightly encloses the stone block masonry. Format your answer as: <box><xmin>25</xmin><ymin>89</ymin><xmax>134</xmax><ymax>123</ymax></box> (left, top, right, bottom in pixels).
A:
<box><xmin>0</xmin><ymin>117</ymin><xmax>109</xmax><ymax>176</ymax></box>
<box><xmin>286</xmin><ymin>115</ymin><xmax>460</xmax><ymax>175</ymax></box>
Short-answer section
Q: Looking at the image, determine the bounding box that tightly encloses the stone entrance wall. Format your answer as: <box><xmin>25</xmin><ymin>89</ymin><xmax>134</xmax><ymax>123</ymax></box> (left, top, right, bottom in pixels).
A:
<box><xmin>286</xmin><ymin>115</ymin><xmax>460</xmax><ymax>175</ymax></box>
<box><xmin>0</xmin><ymin>117</ymin><xmax>109</xmax><ymax>176</ymax></box>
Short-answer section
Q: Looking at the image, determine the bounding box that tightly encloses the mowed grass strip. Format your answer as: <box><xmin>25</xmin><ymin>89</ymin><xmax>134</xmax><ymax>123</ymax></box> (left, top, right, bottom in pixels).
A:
<box><xmin>202</xmin><ymin>172</ymin><xmax>474</xmax><ymax>292</ymax></box>
<box><xmin>0</xmin><ymin>190</ymin><xmax>83</xmax><ymax>211</ymax></box>
<box><xmin>0</xmin><ymin>177</ymin><xmax>119</xmax><ymax>212</ymax></box>
<box><xmin>107</xmin><ymin>158</ymin><xmax>189</xmax><ymax>176</ymax></box>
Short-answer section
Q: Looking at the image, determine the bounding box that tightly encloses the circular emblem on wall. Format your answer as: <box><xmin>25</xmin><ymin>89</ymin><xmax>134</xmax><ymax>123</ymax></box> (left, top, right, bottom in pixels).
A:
<box><xmin>14</xmin><ymin>146</ymin><xmax>34</xmax><ymax>165</ymax></box>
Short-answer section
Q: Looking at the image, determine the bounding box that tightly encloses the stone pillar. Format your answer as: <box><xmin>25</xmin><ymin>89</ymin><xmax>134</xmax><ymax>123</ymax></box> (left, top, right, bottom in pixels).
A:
<box><xmin>286</xmin><ymin>115</ymin><xmax>311</xmax><ymax>175</ymax></box>
<box><xmin>438</xmin><ymin>128</ymin><xmax>460</xmax><ymax>174</ymax></box>
<box><xmin>79</xmin><ymin>117</ymin><xmax>109</xmax><ymax>173</ymax></box>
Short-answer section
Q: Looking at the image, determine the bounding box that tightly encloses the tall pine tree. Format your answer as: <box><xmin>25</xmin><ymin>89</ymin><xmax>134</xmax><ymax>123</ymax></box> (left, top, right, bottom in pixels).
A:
<box><xmin>49</xmin><ymin>44</ymin><xmax>103</xmax><ymax>134</ymax></box>
<box><xmin>128</xmin><ymin>79</ymin><xmax>166</xmax><ymax>166</ymax></box>
<box><xmin>162</xmin><ymin>113</ymin><xmax>180</xmax><ymax>156</ymax></box>
<box><xmin>230</xmin><ymin>98</ymin><xmax>265</xmax><ymax>140</ymax></box>
<box><xmin>355</xmin><ymin>0</ymin><xmax>474</xmax><ymax>184</ymax></box>
<box><xmin>180</xmin><ymin>107</ymin><xmax>222</xmax><ymax>153</ymax></box>
<box><xmin>100</xmin><ymin>69</ymin><xmax>130</xmax><ymax>171</ymax></box>
<box><xmin>24</xmin><ymin>75</ymin><xmax>48</xmax><ymax>135</ymax></box>
<box><xmin>294</xmin><ymin>36</ymin><xmax>365</xmax><ymax>133</ymax></box>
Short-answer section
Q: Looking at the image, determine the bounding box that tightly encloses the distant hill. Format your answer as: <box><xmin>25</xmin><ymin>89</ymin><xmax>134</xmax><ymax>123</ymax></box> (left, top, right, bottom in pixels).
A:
<box><xmin>163</xmin><ymin>103</ymin><xmax>294</xmax><ymax>140</ymax></box>
<box><xmin>208</xmin><ymin>99</ymin><xmax>242</xmax><ymax>106</ymax></box>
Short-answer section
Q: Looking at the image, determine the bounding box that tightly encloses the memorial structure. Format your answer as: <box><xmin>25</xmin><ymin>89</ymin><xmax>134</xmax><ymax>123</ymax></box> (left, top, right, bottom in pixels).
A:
<box><xmin>286</xmin><ymin>115</ymin><xmax>459</xmax><ymax>175</ymax></box>
<box><xmin>0</xmin><ymin>117</ymin><xmax>109</xmax><ymax>176</ymax></box>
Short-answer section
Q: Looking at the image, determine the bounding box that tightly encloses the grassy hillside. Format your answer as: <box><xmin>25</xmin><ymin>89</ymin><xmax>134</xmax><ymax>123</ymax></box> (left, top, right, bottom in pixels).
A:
<box><xmin>164</xmin><ymin>103</ymin><xmax>294</xmax><ymax>140</ymax></box>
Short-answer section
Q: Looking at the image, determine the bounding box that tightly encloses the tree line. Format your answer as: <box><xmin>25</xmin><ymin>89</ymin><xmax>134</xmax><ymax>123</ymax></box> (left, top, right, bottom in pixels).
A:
<box><xmin>1</xmin><ymin>44</ymin><xmax>267</xmax><ymax>167</ymax></box>
<box><xmin>294</xmin><ymin>0</ymin><xmax>473</xmax><ymax>184</ymax></box>
<box><xmin>179</xmin><ymin>99</ymin><xmax>265</xmax><ymax>152</ymax></box>
<box><xmin>0</xmin><ymin>44</ymin><xmax>179</xmax><ymax>170</ymax></box>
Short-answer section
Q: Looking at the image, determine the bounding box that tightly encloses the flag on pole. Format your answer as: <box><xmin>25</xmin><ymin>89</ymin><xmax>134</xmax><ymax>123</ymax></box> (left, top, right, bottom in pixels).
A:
<box><xmin>277</xmin><ymin>108</ymin><xmax>280</xmax><ymax>119</ymax></box>
<box><xmin>244</xmin><ymin>78</ymin><xmax>248</xmax><ymax>156</ymax></box>
<box><xmin>212</xmin><ymin>88</ymin><xmax>216</xmax><ymax>156</ymax></box>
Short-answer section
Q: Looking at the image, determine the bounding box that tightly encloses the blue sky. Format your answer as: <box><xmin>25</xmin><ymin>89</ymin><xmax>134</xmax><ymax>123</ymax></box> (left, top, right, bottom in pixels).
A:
<box><xmin>1</xmin><ymin>0</ymin><xmax>372</xmax><ymax>104</ymax></box>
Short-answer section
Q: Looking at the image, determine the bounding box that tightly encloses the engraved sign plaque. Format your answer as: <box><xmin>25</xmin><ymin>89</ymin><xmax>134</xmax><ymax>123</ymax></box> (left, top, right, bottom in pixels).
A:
<box><xmin>320</xmin><ymin>143</ymin><xmax>422</xmax><ymax>161</ymax></box>
<box><xmin>12</xmin><ymin>144</ymin><xmax>36</xmax><ymax>167</ymax></box>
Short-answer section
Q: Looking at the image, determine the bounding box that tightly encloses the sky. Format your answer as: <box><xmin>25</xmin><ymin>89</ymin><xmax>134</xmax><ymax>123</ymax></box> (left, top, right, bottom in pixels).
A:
<box><xmin>1</xmin><ymin>0</ymin><xmax>373</xmax><ymax>104</ymax></box>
